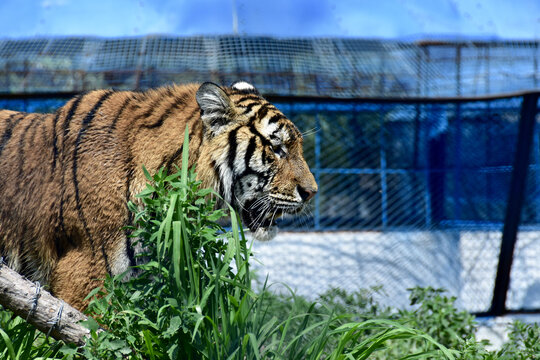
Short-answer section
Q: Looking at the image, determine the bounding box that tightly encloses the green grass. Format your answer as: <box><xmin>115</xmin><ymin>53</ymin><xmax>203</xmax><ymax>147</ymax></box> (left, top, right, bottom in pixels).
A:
<box><xmin>1</xmin><ymin>126</ymin><xmax>540</xmax><ymax>359</ymax></box>
<box><xmin>0</xmin><ymin>309</ymin><xmax>66</xmax><ymax>359</ymax></box>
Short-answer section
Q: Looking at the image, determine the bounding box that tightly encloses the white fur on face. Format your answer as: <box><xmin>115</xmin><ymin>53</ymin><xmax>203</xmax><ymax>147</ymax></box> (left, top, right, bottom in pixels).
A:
<box><xmin>252</xmin><ymin>226</ymin><xmax>277</xmax><ymax>241</ymax></box>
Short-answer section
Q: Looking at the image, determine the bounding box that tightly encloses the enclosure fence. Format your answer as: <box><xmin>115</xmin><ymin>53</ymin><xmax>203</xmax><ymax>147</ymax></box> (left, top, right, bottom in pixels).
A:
<box><xmin>0</xmin><ymin>36</ymin><xmax>539</xmax><ymax>98</ymax></box>
<box><xmin>1</xmin><ymin>91</ymin><xmax>539</xmax><ymax>315</ymax></box>
<box><xmin>1</xmin><ymin>32</ymin><xmax>540</xmax><ymax>315</ymax></box>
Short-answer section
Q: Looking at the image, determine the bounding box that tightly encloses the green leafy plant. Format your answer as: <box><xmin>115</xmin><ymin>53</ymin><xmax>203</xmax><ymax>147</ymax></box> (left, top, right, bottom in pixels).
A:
<box><xmin>496</xmin><ymin>321</ymin><xmax>540</xmax><ymax>360</ymax></box>
<box><xmin>76</xmin><ymin>127</ymin><xmax>257</xmax><ymax>359</ymax></box>
<box><xmin>69</xmin><ymin>127</ymin><xmax>458</xmax><ymax>359</ymax></box>
<box><xmin>0</xmin><ymin>306</ymin><xmax>65</xmax><ymax>360</ymax></box>
<box><xmin>403</xmin><ymin>286</ymin><xmax>479</xmax><ymax>346</ymax></box>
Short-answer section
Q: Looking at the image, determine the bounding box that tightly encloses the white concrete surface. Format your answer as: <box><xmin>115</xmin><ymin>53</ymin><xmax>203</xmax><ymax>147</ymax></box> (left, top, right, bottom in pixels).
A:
<box><xmin>249</xmin><ymin>230</ymin><xmax>540</xmax><ymax>312</ymax></box>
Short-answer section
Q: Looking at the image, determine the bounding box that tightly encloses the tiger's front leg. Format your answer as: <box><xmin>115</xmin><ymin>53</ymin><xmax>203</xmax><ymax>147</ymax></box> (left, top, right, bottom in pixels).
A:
<box><xmin>49</xmin><ymin>245</ymin><xmax>108</xmax><ymax>311</ymax></box>
<box><xmin>49</xmin><ymin>231</ymin><xmax>137</xmax><ymax>311</ymax></box>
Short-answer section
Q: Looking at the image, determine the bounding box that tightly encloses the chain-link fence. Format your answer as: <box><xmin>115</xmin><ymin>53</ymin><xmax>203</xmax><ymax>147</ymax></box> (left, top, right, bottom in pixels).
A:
<box><xmin>1</xmin><ymin>34</ymin><xmax>540</xmax><ymax>314</ymax></box>
<box><xmin>275</xmin><ymin>98</ymin><xmax>526</xmax><ymax>230</ymax></box>
<box><xmin>0</xmin><ymin>36</ymin><xmax>539</xmax><ymax>97</ymax></box>
<box><xmin>254</xmin><ymin>94</ymin><xmax>540</xmax><ymax>314</ymax></box>
<box><xmin>1</xmin><ymin>92</ymin><xmax>538</xmax><ymax>314</ymax></box>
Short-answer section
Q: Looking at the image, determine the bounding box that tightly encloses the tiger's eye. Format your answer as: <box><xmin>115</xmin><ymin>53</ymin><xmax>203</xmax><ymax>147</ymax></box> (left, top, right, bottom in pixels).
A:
<box><xmin>272</xmin><ymin>145</ymin><xmax>286</xmax><ymax>158</ymax></box>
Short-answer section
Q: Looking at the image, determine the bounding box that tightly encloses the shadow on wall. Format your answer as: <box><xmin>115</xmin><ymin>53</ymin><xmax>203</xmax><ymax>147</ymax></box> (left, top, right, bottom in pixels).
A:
<box><xmin>250</xmin><ymin>231</ymin><xmax>465</xmax><ymax>310</ymax></box>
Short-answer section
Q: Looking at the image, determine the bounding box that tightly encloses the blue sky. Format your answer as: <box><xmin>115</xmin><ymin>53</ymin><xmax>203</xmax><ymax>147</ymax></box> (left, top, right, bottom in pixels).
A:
<box><xmin>0</xmin><ymin>0</ymin><xmax>539</xmax><ymax>39</ymax></box>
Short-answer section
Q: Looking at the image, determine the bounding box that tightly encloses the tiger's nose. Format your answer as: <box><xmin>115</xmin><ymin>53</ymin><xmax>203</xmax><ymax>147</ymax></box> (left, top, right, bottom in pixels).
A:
<box><xmin>297</xmin><ymin>185</ymin><xmax>317</xmax><ymax>202</ymax></box>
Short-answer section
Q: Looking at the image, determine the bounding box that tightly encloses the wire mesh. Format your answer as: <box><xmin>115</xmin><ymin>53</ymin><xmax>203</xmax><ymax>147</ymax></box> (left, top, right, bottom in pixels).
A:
<box><xmin>261</xmin><ymin>96</ymin><xmax>538</xmax><ymax>312</ymax></box>
<box><xmin>0</xmin><ymin>35</ymin><xmax>539</xmax><ymax>312</ymax></box>
<box><xmin>0</xmin><ymin>36</ymin><xmax>538</xmax><ymax>97</ymax></box>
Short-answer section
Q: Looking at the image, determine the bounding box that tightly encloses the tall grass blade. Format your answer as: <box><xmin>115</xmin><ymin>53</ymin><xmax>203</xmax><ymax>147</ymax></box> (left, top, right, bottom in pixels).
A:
<box><xmin>162</xmin><ymin>194</ymin><xmax>178</xmax><ymax>255</ymax></box>
<box><xmin>181</xmin><ymin>125</ymin><xmax>189</xmax><ymax>187</ymax></box>
<box><xmin>172</xmin><ymin>220</ymin><xmax>182</xmax><ymax>291</ymax></box>
<box><xmin>16</xmin><ymin>327</ymin><xmax>36</xmax><ymax>360</ymax></box>
<box><xmin>0</xmin><ymin>328</ymin><xmax>16</xmax><ymax>360</ymax></box>
<box><xmin>142</xmin><ymin>330</ymin><xmax>156</xmax><ymax>360</ymax></box>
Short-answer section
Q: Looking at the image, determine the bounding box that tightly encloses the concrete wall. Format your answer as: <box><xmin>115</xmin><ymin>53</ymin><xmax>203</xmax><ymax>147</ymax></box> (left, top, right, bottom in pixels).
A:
<box><xmin>249</xmin><ymin>230</ymin><xmax>540</xmax><ymax>312</ymax></box>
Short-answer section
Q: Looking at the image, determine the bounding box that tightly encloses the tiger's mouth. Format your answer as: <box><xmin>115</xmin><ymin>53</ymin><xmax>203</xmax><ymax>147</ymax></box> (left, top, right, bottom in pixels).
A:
<box><xmin>241</xmin><ymin>207</ymin><xmax>282</xmax><ymax>231</ymax></box>
<box><xmin>242</xmin><ymin>209</ymin><xmax>280</xmax><ymax>241</ymax></box>
<box><xmin>241</xmin><ymin>197</ymin><xmax>303</xmax><ymax>241</ymax></box>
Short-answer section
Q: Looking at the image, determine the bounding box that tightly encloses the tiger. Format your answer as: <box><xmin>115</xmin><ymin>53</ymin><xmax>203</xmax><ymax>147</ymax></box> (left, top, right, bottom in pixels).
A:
<box><xmin>0</xmin><ymin>81</ymin><xmax>317</xmax><ymax>310</ymax></box>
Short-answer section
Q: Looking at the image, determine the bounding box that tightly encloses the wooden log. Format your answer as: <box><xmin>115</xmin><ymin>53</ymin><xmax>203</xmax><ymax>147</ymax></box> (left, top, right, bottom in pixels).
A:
<box><xmin>0</xmin><ymin>262</ymin><xmax>90</xmax><ymax>346</ymax></box>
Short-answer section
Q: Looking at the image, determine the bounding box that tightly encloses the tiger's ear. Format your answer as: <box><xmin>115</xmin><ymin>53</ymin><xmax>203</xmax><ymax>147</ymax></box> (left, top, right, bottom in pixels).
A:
<box><xmin>196</xmin><ymin>82</ymin><xmax>234</xmax><ymax>136</ymax></box>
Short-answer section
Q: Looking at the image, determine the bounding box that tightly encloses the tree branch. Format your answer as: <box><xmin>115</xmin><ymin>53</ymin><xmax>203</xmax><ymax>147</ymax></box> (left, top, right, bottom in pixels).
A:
<box><xmin>0</xmin><ymin>261</ymin><xmax>90</xmax><ymax>346</ymax></box>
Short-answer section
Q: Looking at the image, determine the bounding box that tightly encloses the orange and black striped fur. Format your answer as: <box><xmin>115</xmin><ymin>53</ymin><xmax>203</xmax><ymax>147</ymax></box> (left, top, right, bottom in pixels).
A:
<box><xmin>0</xmin><ymin>81</ymin><xmax>317</xmax><ymax>310</ymax></box>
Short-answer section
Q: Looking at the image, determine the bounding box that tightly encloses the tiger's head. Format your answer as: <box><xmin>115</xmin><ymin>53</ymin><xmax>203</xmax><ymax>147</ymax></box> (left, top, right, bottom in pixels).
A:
<box><xmin>196</xmin><ymin>81</ymin><xmax>317</xmax><ymax>240</ymax></box>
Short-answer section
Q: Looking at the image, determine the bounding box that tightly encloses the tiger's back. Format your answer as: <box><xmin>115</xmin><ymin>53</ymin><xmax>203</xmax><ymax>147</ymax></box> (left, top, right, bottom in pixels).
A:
<box><xmin>0</xmin><ymin>82</ymin><xmax>317</xmax><ymax>310</ymax></box>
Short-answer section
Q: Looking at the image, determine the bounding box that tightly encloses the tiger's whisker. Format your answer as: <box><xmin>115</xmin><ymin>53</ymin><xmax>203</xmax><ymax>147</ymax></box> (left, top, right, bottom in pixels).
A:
<box><xmin>301</xmin><ymin>127</ymin><xmax>320</xmax><ymax>136</ymax></box>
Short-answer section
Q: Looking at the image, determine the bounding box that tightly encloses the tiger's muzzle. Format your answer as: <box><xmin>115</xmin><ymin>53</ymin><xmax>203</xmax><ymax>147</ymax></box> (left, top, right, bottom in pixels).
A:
<box><xmin>242</xmin><ymin>184</ymin><xmax>317</xmax><ymax>241</ymax></box>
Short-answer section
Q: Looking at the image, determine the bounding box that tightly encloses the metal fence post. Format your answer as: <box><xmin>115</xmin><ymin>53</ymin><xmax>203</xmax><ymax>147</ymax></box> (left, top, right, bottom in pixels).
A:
<box><xmin>490</xmin><ymin>92</ymin><xmax>539</xmax><ymax>316</ymax></box>
<box><xmin>428</xmin><ymin>105</ymin><xmax>446</xmax><ymax>224</ymax></box>
<box><xmin>453</xmin><ymin>103</ymin><xmax>463</xmax><ymax>220</ymax></box>
<box><xmin>380</xmin><ymin>105</ymin><xmax>388</xmax><ymax>228</ymax></box>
